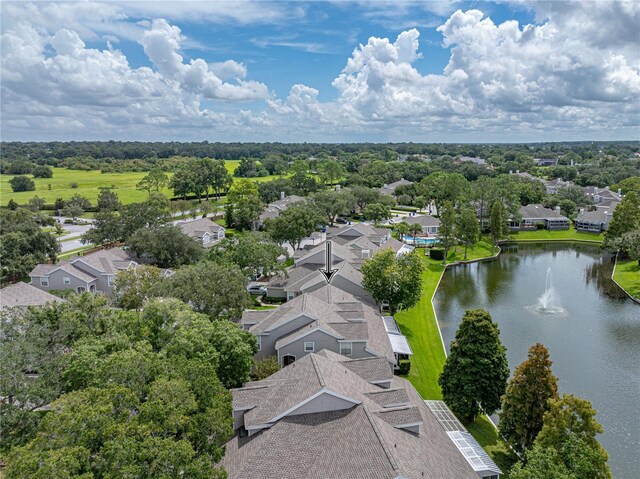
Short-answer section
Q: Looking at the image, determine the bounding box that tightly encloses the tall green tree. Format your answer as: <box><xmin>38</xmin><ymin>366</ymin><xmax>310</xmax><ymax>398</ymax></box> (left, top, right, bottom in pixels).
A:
<box><xmin>363</xmin><ymin>203</ymin><xmax>391</xmax><ymax>225</ymax></box>
<box><xmin>265</xmin><ymin>203</ymin><xmax>321</xmax><ymax>251</ymax></box>
<box><xmin>225</xmin><ymin>179</ymin><xmax>263</xmax><ymax>231</ymax></box>
<box><xmin>312</xmin><ymin>189</ymin><xmax>356</xmax><ymax>226</ymax></box>
<box><xmin>113</xmin><ymin>265</ymin><xmax>163</xmax><ymax>314</ymax></box>
<box><xmin>437</xmin><ymin>201</ymin><xmax>458</xmax><ymax>264</ymax></box>
<box><xmin>361</xmin><ymin>249</ymin><xmax>424</xmax><ymax>313</ymax></box>
<box><xmin>161</xmin><ymin>261</ymin><xmax>250</xmax><ymax>318</ymax></box>
<box><xmin>209</xmin><ymin>232</ymin><xmax>287</xmax><ymax>279</ymax></box>
<box><xmin>604</xmin><ymin>191</ymin><xmax>640</xmax><ymax>250</ymax></box>
<box><xmin>500</xmin><ymin>343</ymin><xmax>559</xmax><ymax>455</ymax></box>
<box><xmin>96</xmin><ymin>187</ymin><xmax>121</xmax><ymax>211</ymax></box>
<box><xmin>457</xmin><ymin>207</ymin><xmax>479</xmax><ymax>260</ymax></box>
<box><xmin>81</xmin><ymin>210</ymin><xmax>123</xmax><ymax>246</ymax></box>
<box><xmin>511</xmin><ymin>394</ymin><xmax>612</xmax><ymax>479</ymax></box>
<box><xmin>489</xmin><ymin>200</ymin><xmax>510</xmax><ymax>252</ymax></box>
<box><xmin>127</xmin><ymin>225</ymin><xmax>203</xmax><ymax>268</ymax></box>
<box><xmin>137</xmin><ymin>167</ymin><xmax>169</xmax><ymax>194</ymax></box>
<box><xmin>438</xmin><ymin>309</ymin><xmax>509</xmax><ymax>423</ymax></box>
<box><xmin>209</xmin><ymin>159</ymin><xmax>233</xmax><ymax>200</ymax></box>
<box><xmin>318</xmin><ymin>159</ymin><xmax>345</xmax><ymax>186</ymax></box>
<box><xmin>510</xmin><ymin>435</ymin><xmax>612</xmax><ymax>479</ymax></box>
<box><xmin>0</xmin><ymin>209</ymin><xmax>59</xmax><ymax>280</ymax></box>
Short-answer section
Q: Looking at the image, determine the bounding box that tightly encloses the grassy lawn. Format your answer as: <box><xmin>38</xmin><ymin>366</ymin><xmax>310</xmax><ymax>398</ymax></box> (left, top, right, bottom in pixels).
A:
<box><xmin>395</xmin><ymin>258</ymin><xmax>446</xmax><ymax>399</ymax></box>
<box><xmin>507</xmin><ymin>228</ymin><xmax>603</xmax><ymax>243</ymax></box>
<box><xmin>395</xmin><ymin>243</ymin><xmax>518</xmax><ymax>476</ymax></box>
<box><xmin>57</xmin><ymin>245</ymin><xmax>95</xmax><ymax>260</ymax></box>
<box><xmin>613</xmin><ymin>258</ymin><xmax>640</xmax><ymax>299</ymax></box>
<box><xmin>1</xmin><ymin>162</ymin><xmax>283</xmax><ymax>206</ymax></box>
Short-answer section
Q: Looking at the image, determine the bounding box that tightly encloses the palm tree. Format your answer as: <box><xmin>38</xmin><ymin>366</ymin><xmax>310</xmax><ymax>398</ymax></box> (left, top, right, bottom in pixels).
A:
<box><xmin>394</xmin><ymin>222</ymin><xmax>410</xmax><ymax>242</ymax></box>
<box><xmin>409</xmin><ymin>223</ymin><xmax>423</xmax><ymax>244</ymax></box>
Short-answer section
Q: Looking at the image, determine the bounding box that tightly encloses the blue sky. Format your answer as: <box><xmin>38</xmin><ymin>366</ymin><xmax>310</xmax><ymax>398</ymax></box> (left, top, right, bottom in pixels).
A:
<box><xmin>1</xmin><ymin>1</ymin><xmax>638</xmax><ymax>142</ymax></box>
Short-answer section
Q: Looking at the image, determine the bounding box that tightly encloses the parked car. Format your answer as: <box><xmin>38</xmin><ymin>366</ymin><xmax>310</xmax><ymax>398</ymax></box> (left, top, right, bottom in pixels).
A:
<box><xmin>335</xmin><ymin>217</ymin><xmax>348</xmax><ymax>224</ymax></box>
<box><xmin>247</xmin><ymin>284</ymin><xmax>267</xmax><ymax>295</ymax></box>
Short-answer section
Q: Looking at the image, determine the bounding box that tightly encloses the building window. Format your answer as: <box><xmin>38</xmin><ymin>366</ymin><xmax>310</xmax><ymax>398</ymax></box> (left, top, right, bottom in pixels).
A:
<box><xmin>63</xmin><ymin>277</ymin><xmax>71</xmax><ymax>285</ymax></box>
<box><xmin>304</xmin><ymin>342</ymin><xmax>315</xmax><ymax>352</ymax></box>
<box><xmin>40</xmin><ymin>277</ymin><xmax>49</xmax><ymax>287</ymax></box>
<box><xmin>107</xmin><ymin>276</ymin><xmax>114</xmax><ymax>286</ymax></box>
<box><xmin>340</xmin><ymin>342</ymin><xmax>352</xmax><ymax>356</ymax></box>
<box><xmin>257</xmin><ymin>335</ymin><xmax>261</xmax><ymax>351</ymax></box>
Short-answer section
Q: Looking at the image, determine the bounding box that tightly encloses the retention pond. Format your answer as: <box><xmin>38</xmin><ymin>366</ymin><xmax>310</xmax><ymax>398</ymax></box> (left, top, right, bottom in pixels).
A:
<box><xmin>433</xmin><ymin>243</ymin><xmax>639</xmax><ymax>478</ymax></box>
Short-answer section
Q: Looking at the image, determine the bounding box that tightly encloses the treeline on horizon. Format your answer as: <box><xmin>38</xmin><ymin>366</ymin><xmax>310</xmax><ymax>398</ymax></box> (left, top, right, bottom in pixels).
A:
<box><xmin>2</xmin><ymin>140</ymin><xmax>639</xmax><ymax>162</ymax></box>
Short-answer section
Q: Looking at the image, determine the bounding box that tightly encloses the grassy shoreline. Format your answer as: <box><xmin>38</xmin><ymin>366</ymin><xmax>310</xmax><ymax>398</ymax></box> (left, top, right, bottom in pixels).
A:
<box><xmin>395</xmin><ymin>240</ymin><xmax>517</xmax><ymax>475</ymax></box>
<box><xmin>392</xmin><ymin>229</ymin><xmax>635</xmax><ymax>474</ymax></box>
<box><xmin>613</xmin><ymin>258</ymin><xmax>640</xmax><ymax>301</ymax></box>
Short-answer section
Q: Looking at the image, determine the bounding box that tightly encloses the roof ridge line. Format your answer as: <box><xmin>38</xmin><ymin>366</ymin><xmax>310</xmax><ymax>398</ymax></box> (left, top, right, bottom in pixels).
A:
<box><xmin>362</xmin><ymin>406</ymin><xmax>400</xmax><ymax>472</ymax></box>
<box><xmin>310</xmin><ymin>354</ymin><xmax>326</xmax><ymax>388</ymax></box>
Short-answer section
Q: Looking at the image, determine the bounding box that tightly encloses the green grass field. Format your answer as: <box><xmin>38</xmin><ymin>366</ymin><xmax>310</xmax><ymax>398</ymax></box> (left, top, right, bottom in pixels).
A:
<box><xmin>507</xmin><ymin>228</ymin><xmax>603</xmax><ymax>243</ymax></box>
<box><xmin>395</xmin><ymin>243</ymin><xmax>517</xmax><ymax>476</ymax></box>
<box><xmin>0</xmin><ymin>161</ymin><xmax>283</xmax><ymax>206</ymax></box>
<box><xmin>613</xmin><ymin>259</ymin><xmax>640</xmax><ymax>300</ymax></box>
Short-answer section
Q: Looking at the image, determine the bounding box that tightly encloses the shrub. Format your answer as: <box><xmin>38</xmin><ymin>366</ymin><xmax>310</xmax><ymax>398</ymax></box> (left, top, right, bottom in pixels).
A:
<box><xmin>251</xmin><ymin>357</ymin><xmax>280</xmax><ymax>380</ymax></box>
<box><xmin>536</xmin><ymin>222</ymin><xmax>546</xmax><ymax>230</ymax></box>
<box><xmin>70</xmin><ymin>182</ymin><xmax>79</xmax><ymax>189</ymax></box>
<box><xmin>429</xmin><ymin>248</ymin><xmax>445</xmax><ymax>261</ymax></box>
<box><xmin>262</xmin><ymin>296</ymin><xmax>287</xmax><ymax>304</ymax></box>
<box><xmin>398</xmin><ymin>360</ymin><xmax>411</xmax><ymax>375</ymax></box>
<box><xmin>33</xmin><ymin>165</ymin><xmax>53</xmax><ymax>178</ymax></box>
<box><xmin>8</xmin><ymin>175</ymin><xmax>35</xmax><ymax>192</ymax></box>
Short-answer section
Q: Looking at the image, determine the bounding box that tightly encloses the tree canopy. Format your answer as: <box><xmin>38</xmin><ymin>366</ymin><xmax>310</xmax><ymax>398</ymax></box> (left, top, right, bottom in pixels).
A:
<box><xmin>361</xmin><ymin>249</ymin><xmax>424</xmax><ymax>313</ymax></box>
<box><xmin>439</xmin><ymin>309</ymin><xmax>509</xmax><ymax>422</ymax></box>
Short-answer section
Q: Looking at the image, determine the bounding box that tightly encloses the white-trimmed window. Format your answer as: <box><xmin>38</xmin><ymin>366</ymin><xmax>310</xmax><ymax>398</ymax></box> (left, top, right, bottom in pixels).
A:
<box><xmin>107</xmin><ymin>276</ymin><xmax>115</xmax><ymax>286</ymax></box>
<box><xmin>340</xmin><ymin>342</ymin><xmax>352</xmax><ymax>356</ymax></box>
<box><xmin>257</xmin><ymin>335</ymin><xmax>261</xmax><ymax>351</ymax></box>
<box><xmin>40</xmin><ymin>277</ymin><xmax>49</xmax><ymax>287</ymax></box>
<box><xmin>304</xmin><ymin>342</ymin><xmax>315</xmax><ymax>352</ymax></box>
<box><xmin>63</xmin><ymin>277</ymin><xmax>71</xmax><ymax>285</ymax></box>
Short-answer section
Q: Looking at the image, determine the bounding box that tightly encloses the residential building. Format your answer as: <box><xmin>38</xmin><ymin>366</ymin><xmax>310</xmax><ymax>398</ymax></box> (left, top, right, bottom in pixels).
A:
<box><xmin>241</xmin><ymin>284</ymin><xmax>398</xmax><ymax>368</ymax></box>
<box><xmin>29</xmin><ymin>247</ymin><xmax>138</xmax><ymax>295</ymax></box>
<box><xmin>534</xmin><ymin>158</ymin><xmax>559</xmax><ymax>166</ymax></box>
<box><xmin>0</xmin><ymin>282</ymin><xmax>66</xmax><ymax>309</ymax></box>
<box><xmin>379</xmin><ymin>178</ymin><xmax>412</xmax><ymax>197</ymax></box>
<box><xmin>259</xmin><ymin>193</ymin><xmax>306</xmax><ymax>225</ymax></box>
<box><xmin>266</xmin><ymin>261</ymin><xmax>367</xmax><ymax>301</ymax></box>
<box><xmin>221</xmin><ymin>350</ymin><xmax>499</xmax><ymax>479</ymax></box>
<box><xmin>176</xmin><ymin>217</ymin><xmax>225</xmax><ymax>247</ymax></box>
<box><xmin>510</xmin><ymin>204</ymin><xmax>570</xmax><ymax>231</ymax></box>
<box><xmin>509</xmin><ymin>170</ymin><xmax>571</xmax><ymax>194</ymax></box>
<box><xmin>583</xmin><ymin>186</ymin><xmax>622</xmax><ymax>207</ymax></box>
<box><xmin>404</xmin><ymin>214</ymin><xmax>441</xmax><ymax>235</ymax></box>
<box><xmin>458</xmin><ymin>155</ymin><xmax>486</xmax><ymax>165</ymax></box>
<box><xmin>575</xmin><ymin>203</ymin><xmax>618</xmax><ymax>233</ymax></box>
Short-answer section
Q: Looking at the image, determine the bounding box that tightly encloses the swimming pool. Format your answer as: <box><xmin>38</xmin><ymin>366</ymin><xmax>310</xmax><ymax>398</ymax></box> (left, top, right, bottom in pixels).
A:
<box><xmin>401</xmin><ymin>235</ymin><xmax>439</xmax><ymax>246</ymax></box>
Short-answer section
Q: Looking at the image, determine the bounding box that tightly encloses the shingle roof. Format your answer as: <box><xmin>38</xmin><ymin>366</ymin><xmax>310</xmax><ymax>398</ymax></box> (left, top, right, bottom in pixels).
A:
<box><xmin>404</xmin><ymin>215</ymin><xmax>441</xmax><ymax>227</ymax></box>
<box><xmin>71</xmin><ymin>247</ymin><xmax>136</xmax><ymax>275</ymax></box>
<box><xmin>222</xmin><ymin>352</ymin><xmax>479</xmax><ymax>479</ymax></box>
<box><xmin>519</xmin><ymin>204</ymin><xmax>569</xmax><ymax>220</ymax></box>
<box><xmin>177</xmin><ymin>217</ymin><xmax>224</xmax><ymax>238</ymax></box>
<box><xmin>0</xmin><ymin>282</ymin><xmax>66</xmax><ymax>309</ymax></box>
<box><xmin>576</xmin><ymin>207</ymin><xmax>615</xmax><ymax>224</ymax></box>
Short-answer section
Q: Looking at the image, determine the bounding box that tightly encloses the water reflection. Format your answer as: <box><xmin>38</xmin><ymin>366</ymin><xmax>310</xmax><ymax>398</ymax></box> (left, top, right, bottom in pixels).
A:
<box><xmin>585</xmin><ymin>255</ymin><xmax>628</xmax><ymax>300</ymax></box>
<box><xmin>434</xmin><ymin>244</ymin><xmax>640</xmax><ymax>478</ymax></box>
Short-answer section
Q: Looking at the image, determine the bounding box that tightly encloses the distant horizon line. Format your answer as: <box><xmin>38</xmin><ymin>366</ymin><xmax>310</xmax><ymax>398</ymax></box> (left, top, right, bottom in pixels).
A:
<box><xmin>1</xmin><ymin>139</ymin><xmax>639</xmax><ymax>145</ymax></box>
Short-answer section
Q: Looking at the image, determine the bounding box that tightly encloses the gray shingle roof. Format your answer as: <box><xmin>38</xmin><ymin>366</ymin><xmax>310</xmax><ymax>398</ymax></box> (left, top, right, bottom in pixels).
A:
<box><xmin>518</xmin><ymin>204</ymin><xmax>568</xmax><ymax>220</ymax></box>
<box><xmin>71</xmin><ymin>247</ymin><xmax>135</xmax><ymax>274</ymax></box>
<box><xmin>404</xmin><ymin>215</ymin><xmax>440</xmax><ymax>227</ymax></box>
<box><xmin>0</xmin><ymin>282</ymin><xmax>66</xmax><ymax>309</ymax></box>
<box><xmin>222</xmin><ymin>352</ymin><xmax>479</xmax><ymax>479</ymax></box>
<box><xmin>176</xmin><ymin>217</ymin><xmax>224</xmax><ymax>238</ymax></box>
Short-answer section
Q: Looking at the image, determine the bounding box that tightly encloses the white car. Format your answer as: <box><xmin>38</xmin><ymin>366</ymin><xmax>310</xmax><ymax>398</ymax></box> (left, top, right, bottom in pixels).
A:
<box><xmin>247</xmin><ymin>284</ymin><xmax>267</xmax><ymax>295</ymax></box>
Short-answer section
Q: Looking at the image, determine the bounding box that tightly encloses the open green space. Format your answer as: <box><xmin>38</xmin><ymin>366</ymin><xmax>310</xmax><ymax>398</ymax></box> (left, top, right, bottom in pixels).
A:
<box><xmin>0</xmin><ymin>162</ymin><xmax>283</xmax><ymax>206</ymax></box>
<box><xmin>507</xmin><ymin>228</ymin><xmax>603</xmax><ymax>243</ymax></box>
<box><xmin>395</xmin><ymin>242</ymin><xmax>517</xmax><ymax>476</ymax></box>
<box><xmin>613</xmin><ymin>258</ymin><xmax>640</xmax><ymax>300</ymax></box>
